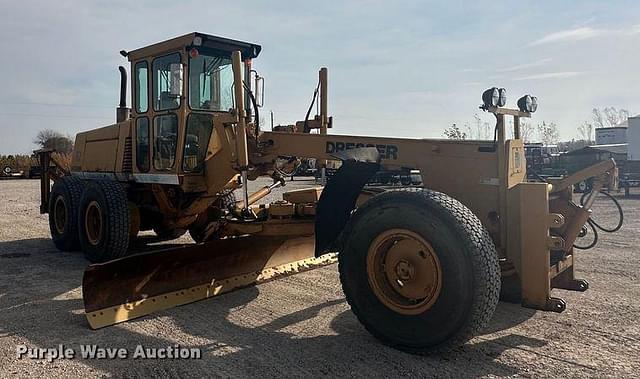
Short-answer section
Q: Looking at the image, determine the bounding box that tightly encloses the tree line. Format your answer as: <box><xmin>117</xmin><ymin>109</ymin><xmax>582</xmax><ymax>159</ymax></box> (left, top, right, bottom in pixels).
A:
<box><xmin>1</xmin><ymin>129</ymin><xmax>74</xmax><ymax>173</ymax></box>
<box><xmin>443</xmin><ymin>106</ymin><xmax>632</xmax><ymax>151</ymax></box>
<box><xmin>443</xmin><ymin>117</ymin><xmax>559</xmax><ymax>145</ymax></box>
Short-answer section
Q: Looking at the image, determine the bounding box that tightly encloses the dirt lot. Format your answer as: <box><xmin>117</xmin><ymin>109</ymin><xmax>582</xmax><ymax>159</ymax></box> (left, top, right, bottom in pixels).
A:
<box><xmin>0</xmin><ymin>178</ymin><xmax>638</xmax><ymax>378</ymax></box>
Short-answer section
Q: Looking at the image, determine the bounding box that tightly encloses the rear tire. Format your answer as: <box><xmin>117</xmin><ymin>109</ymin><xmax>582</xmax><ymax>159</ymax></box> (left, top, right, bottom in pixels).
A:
<box><xmin>78</xmin><ymin>180</ymin><xmax>130</xmax><ymax>263</ymax></box>
<box><xmin>48</xmin><ymin>176</ymin><xmax>85</xmax><ymax>251</ymax></box>
<box><xmin>339</xmin><ymin>188</ymin><xmax>500</xmax><ymax>354</ymax></box>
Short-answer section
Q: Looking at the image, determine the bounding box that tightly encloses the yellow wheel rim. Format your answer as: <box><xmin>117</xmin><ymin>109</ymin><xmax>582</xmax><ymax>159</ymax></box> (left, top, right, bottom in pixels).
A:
<box><xmin>85</xmin><ymin>201</ymin><xmax>103</xmax><ymax>246</ymax></box>
<box><xmin>53</xmin><ymin>196</ymin><xmax>67</xmax><ymax>235</ymax></box>
<box><xmin>366</xmin><ymin>229</ymin><xmax>442</xmax><ymax>315</ymax></box>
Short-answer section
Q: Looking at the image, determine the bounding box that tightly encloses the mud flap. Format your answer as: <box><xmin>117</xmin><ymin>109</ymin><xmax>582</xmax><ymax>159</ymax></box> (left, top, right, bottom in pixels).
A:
<box><xmin>315</xmin><ymin>147</ymin><xmax>380</xmax><ymax>256</ymax></box>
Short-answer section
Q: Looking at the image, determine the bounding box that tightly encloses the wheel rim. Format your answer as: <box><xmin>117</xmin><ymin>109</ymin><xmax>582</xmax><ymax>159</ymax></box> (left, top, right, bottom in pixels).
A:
<box><xmin>53</xmin><ymin>196</ymin><xmax>67</xmax><ymax>235</ymax></box>
<box><xmin>85</xmin><ymin>201</ymin><xmax>103</xmax><ymax>246</ymax></box>
<box><xmin>366</xmin><ymin>229</ymin><xmax>442</xmax><ymax>315</ymax></box>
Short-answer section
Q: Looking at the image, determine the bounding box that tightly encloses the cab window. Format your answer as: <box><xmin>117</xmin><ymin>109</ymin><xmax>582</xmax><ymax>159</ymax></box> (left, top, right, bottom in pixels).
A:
<box><xmin>134</xmin><ymin>61</ymin><xmax>148</xmax><ymax>113</ymax></box>
<box><xmin>183</xmin><ymin>113</ymin><xmax>213</xmax><ymax>172</ymax></box>
<box><xmin>153</xmin><ymin>114</ymin><xmax>178</xmax><ymax>170</ymax></box>
<box><xmin>135</xmin><ymin>117</ymin><xmax>150</xmax><ymax>171</ymax></box>
<box><xmin>153</xmin><ymin>53</ymin><xmax>182</xmax><ymax>111</ymax></box>
<box><xmin>188</xmin><ymin>51</ymin><xmax>234</xmax><ymax>111</ymax></box>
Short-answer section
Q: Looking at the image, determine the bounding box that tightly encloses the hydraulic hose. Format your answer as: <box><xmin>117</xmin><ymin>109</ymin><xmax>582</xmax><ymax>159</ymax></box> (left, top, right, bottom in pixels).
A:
<box><xmin>573</xmin><ymin>189</ymin><xmax>624</xmax><ymax>249</ymax></box>
<box><xmin>573</xmin><ymin>219</ymin><xmax>599</xmax><ymax>250</ymax></box>
<box><xmin>579</xmin><ymin>190</ymin><xmax>624</xmax><ymax>233</ymax></box>
<box><xmin>303</xmin><ymin>79</ymin><xmax>321</xmax><ymax>133</ymax></box>
<box><xmin>242</xmin><ymin>81</ymin><xmax>259</xmax><ymax>137</ymax></box>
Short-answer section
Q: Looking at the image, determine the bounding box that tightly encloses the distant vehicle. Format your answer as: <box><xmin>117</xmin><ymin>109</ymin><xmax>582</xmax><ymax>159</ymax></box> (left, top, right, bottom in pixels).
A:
<box><xmin>619</xmin><ymin>172</ymin><xmax>640</xmax><ymax>196</ymax></box>
<box><xmin>524</xmin><ymin>143</ymin><xmax>565</xmax><ymax>181</ymax></box>
<box><xmin>293</xmin><ymin>158</ymin><xmax>317</xmax><ymax>177</ymax></box>
<box><xmin>0</xmin><ymin>165</ymin><xmax>25</xmax><ymax>179</ymax></box>
<box><xmin>368</xmin><ymin>168</ymin><xmax>422</xmax><ymax>186</ymax></box>
<box><xmin>323</xmin><ymin>165</ymin><xmax>422</xmax><ymax>186</ymax></box>
<box><xmin>27</xmin><ymin>165</ymin><xmax>42</xmax><ymax>179</ymax></box>
<box><xmin>541</xmin><ymin>144</ymin><xmax>560</xmax><ymax>157</ymax></box>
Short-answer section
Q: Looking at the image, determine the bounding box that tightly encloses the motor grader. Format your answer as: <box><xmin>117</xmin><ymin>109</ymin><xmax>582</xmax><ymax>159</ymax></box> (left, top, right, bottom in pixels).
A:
<box><xmin>37</xmin><ymin>32</ymin><xmax>620</xmax><ymax>354</ymax></box>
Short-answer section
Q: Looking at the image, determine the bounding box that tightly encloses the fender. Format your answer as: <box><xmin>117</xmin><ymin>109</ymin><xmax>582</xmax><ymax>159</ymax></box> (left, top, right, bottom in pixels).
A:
<box><xmin>314</xmin><ymin>147</ymin><xmax>380</xmax><ymax>256</ymax></box>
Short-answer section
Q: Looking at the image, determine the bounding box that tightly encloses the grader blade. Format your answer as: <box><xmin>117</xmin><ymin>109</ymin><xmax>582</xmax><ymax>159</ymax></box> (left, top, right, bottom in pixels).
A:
<box><xmin>82</xmin><ymin>235</ymin><xmax>336</xmax><ymax>329</ymax></box>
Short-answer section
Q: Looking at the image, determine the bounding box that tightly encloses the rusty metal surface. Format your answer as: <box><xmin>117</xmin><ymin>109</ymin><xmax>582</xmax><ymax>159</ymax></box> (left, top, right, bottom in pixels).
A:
<box><xmin>83</xmin><ymin>235</ymin><xmax>319</xmax><ymax>315</ymax></box>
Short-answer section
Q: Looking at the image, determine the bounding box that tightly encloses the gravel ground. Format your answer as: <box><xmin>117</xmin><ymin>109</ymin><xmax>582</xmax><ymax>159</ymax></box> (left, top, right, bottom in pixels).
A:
<box><xmin>0</xmin><ymin>178</ymin><xmax>638</xmax><ymax>378</ymax></box>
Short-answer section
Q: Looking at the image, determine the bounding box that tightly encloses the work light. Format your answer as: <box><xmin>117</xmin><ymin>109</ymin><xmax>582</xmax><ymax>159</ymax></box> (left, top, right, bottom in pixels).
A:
<box><xmin>517</xmin><ymin>95</ymin><xmax>538</xmax><ymax>113</ymax></box>
<box><xmin>482</xmin><ymin>87</ymin><xmax>500</xmax><ymax>107</ymax></box>
<box><xmin>498</xmin><ymin>88</ymin><xmax>507</xmax><ymax>107</ymax></box>
<box><xmin>530</xmin><ymin>96</ymin><xmax>538</xmax><ymax>112</ymax></box>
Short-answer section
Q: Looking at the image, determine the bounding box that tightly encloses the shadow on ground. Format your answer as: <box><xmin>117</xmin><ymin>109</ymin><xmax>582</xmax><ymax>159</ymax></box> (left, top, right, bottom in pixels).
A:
<box><xmin>0</xmin><ymin>237</ymin><xmax>542</xmax><ymax>377</ymax></box>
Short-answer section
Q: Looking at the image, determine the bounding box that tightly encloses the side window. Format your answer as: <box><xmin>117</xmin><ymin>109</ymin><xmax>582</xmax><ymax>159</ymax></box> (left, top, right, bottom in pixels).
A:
<box><xmin>153</xmin><ymin>114</ymin><xmax>178</xmax><ymax>170</ymax></box>
<box><xmin>135</xmin><ymin>61</ymin><xmax>148</xmax><ymax>113</ymax></box>
<box><xmin>183</xmin><ymin>113</ymin><xmax>213</xmax><ymax>172</ymax></box>
<box><xmin>188</xmin><ymin>53</ymin><xmax>234</xmax><ymax>111</ymax></box>
<box><xmin>136</xmin><ymin>117</ymin><xmax>150</xmax><ymax>172</ymax></box>
<box><xmin>153</xmin><ymin>53</ymin><xmax>182</xmax><ymax>111</ymax></box>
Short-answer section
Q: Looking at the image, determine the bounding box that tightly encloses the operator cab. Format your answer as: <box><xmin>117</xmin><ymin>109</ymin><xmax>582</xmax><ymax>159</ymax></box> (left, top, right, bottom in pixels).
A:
<box><xmin>125</xmin><ymin>32</ymin><xmax>261</xmax><ymax>177</ymax></box>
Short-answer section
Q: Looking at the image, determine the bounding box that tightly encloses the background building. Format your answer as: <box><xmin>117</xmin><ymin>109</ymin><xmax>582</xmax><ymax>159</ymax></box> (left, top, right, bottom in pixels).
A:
<box><xmin>595</xmin><ymin>126</ymin><xmax>627</xmax><ymax>145</ymax></box>
<box><xmin>628</xmin><ymin>116</ymin><xmax>640</xmax><ymax>161</ymax></box>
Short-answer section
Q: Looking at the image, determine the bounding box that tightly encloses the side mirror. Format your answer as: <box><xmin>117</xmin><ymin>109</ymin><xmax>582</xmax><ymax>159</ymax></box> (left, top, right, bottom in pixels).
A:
<box><xmin>252</xmin><ymin>70</ymin><xmax>265</xmax><ymax>107</ymax></box>
<box><xmin>169</xmin><ymin>63</ymin><xmax>183</xmax><ymax>98</ymax></box>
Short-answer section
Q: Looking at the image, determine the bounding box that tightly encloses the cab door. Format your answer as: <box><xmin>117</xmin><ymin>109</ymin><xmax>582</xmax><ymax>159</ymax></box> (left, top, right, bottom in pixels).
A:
<box><xmin>132</xmin><ymin>60</ymin><xmax>151</xmax><ymax>174</ymax></box>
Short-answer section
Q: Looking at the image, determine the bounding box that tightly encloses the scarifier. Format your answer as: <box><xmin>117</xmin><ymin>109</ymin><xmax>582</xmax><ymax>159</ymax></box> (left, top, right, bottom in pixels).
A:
<box><xmin>37</xmin><ymin>33</ymin><xmax>620</xmax><ymax>353</ymax></box>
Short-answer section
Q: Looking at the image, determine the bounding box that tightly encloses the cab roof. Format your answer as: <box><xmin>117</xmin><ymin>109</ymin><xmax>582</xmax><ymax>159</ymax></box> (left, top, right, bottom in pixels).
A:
<box><xmin>127</xmin><ymin>32</ymin><xmax>261</xmax><ymax>62</ymax></box>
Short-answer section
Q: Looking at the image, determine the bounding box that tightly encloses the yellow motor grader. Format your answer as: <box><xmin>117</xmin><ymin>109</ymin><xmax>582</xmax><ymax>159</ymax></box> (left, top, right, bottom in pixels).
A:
<box><xmin>37</xmin><ymin>32</ymin><xmax>619</xmax><ymax>353</ymax></box>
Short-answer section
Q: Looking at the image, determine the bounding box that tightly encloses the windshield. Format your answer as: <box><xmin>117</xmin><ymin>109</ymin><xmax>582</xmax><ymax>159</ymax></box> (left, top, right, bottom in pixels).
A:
<box><xmin>188</xmin><ymin>51</ymin><xmax>234</xmax><ymax>111</ymax></box>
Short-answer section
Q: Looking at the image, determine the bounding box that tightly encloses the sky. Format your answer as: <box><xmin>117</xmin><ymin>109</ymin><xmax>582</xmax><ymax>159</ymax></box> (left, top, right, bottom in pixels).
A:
<box><xmin>0</xmin><ymin>0</ymin><xmax>638</xmax><ymax>154</ymax></box>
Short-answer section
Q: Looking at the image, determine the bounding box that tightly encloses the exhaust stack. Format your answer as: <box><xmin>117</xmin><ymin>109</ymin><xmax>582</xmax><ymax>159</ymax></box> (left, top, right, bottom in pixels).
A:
<box><xmin>116</xmin><ymin>66</ymin><xmax>130</xmax><ymax>123</ymax></box>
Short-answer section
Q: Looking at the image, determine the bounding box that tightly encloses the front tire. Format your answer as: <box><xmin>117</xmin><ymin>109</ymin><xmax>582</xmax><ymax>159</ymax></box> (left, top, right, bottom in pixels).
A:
<box><xmin>339</xmin><ymin>189</ymin><xmax>500</xmax><ymax>353</ymax></box>
<box><xmin>78</xmin><ymin>180</ymin><xmax>130</xmax><ymax>263</ymax></box>
<box><xmin>188</xmin><ymin>218</ymin><xmax>213</xmax><ymax>243</ymax></box>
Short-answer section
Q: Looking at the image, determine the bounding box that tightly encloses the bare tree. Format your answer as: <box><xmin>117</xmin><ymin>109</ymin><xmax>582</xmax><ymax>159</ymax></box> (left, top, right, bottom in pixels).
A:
<box><xmin>619</xmin><ymin>108</ymin><xmax>630</xmax><ymax>122</ymax></box>
<box><xmin>465</xmin><ymin>114</ymin><xmax>492</xmax><ymax>140</ymax></box>
<box><xmin>577</xmin><ymin>121</ymin><xmax>594</xmax><ymax>142</ymax></box>
<box><xmin>557</xmin><ymin>139</ymin><xmax>590</xmax><ymax>152</ymax></box>
<box><xmin>592</xmin><ymin>108</ymin><xmax>606</xmax><ymax>128</ymax></box>
<box><xmin>519</xmin><ymin>119</ymin><xmax>535</xmax><ymax>142</ymax></box>
<box><xmin>443</xmin><ymin>123</ymin><xmax>466</xmax><ymax>140</ymax></box>
<box><xmin>537</xmin><ymin>121</ymin><xmax>560</xmax><ymax>145</ymax></box>
<box><xmin>473</xmin><ymin>114</ymin><xmax>482</xmax><ymax>138</ymax></box>
<box><xmin>34</xmin><ymin>129</ymin><xmax>74</xmax><ymax>154</ymax></box>
<box><xmin>481</xmin><ymin>121</ymin><xmax>491</xmax><ymax>140</ymax></box>
<box><xmin>603</xmin><ymin>107</ymin><xmax>621</xmax><ymax>126</ymax></box>
<box><xmin>592</xmin><ymin>107</ymin><xmax>631</xmax><ymax>128</ymax></box>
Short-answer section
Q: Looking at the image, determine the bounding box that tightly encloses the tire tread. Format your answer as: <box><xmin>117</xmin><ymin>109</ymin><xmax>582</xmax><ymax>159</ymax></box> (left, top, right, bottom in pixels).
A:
<box><xmin>48</xmin><ymin>175</ymin><xmax>85</xmax><ymax>251</ymax></box>
<box><xmin>338</xmin><ymin>188</ymin><xmax>500</xmax><ymax>354</ymax></box>
<box><xmin>79</xmin><ymin>180</ymin><xmax>130</xmax><ymax>262</ymax></box>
